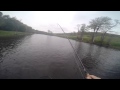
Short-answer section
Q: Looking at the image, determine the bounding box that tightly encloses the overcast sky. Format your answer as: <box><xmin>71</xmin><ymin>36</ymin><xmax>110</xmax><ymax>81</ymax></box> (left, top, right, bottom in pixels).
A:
<box><xmin>1</xmin><ymin>11</ymin><xmax>120</xmax><ymax>34</ymax></box>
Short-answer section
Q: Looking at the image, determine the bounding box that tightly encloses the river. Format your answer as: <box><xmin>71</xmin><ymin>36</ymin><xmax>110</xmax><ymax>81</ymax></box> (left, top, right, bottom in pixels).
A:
<box><xmin>0</xmin><ymin>34</ymin><xmax>120</xmax><ymax>79</ymax></box>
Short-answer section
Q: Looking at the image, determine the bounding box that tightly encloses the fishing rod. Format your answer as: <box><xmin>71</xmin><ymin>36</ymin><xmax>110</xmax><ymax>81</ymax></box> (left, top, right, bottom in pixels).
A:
<box><xmin>57</xmin><ymin>24</ymin><xmax>89</xmax><ymax>79</ymax></box>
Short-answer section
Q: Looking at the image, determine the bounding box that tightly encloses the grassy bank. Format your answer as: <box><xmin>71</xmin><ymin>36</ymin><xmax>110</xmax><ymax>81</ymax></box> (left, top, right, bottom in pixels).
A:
<box><xmin>0</xmin><ymin>30</ymin><xmax>32</xmax><ymax>38</ymax></box>
<box><xmin>57</xmin><ymin>34</ymin><xmax>120</xmax><ymax>50</ymax></box>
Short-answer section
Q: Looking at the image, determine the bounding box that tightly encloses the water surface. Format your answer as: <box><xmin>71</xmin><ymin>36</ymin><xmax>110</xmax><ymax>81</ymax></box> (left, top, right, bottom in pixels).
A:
<box><xmin>0</xmin><ymin>34</ymin><xmax>120</xmax><ymax>79</ymax></box>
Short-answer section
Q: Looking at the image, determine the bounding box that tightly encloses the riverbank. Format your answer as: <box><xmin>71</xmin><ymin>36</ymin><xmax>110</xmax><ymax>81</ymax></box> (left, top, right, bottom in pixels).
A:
<box><xmin>0</xmin><ymin>30</ymin><xmax>32</xmax><ymax>38</ymax></box>
<box><xmin>57</xmin><ymin>34</ymin><xmax>120</xmax><ymax>50</ymax></box>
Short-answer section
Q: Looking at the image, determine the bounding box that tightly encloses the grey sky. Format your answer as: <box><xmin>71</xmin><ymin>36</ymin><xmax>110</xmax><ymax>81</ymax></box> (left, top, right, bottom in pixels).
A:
<box><xmin>1</xmin><ymin>11</ymin><xmax>120</xmax><ymax>34</ymax></box>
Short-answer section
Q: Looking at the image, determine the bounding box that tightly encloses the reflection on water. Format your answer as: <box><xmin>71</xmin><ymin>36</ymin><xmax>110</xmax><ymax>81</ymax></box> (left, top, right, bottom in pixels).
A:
<box><xmin>81</xmin><ymin>44</ymin><xmax>101</xmax><ymax>69</ymax></box>
<box><xmin>0</xmin><ymin>36</ymin><xmax>26</xmax><ymax>63</ymax></box>
<box><xmin>74</xmin><ymin>42</ymin><xmax>120</xmax><ymax>79</ymax></box>
<box><xmin>0</xmin><ymin>34</ymin><xmax>120</xmax><ymax>79</ymax></box>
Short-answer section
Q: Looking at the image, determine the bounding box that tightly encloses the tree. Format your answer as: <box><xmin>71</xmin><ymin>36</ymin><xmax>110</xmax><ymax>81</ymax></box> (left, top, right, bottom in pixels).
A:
<box><xmin>100</xmin><ymin>19</ymin><xmax>120</xmax><ymax>45</ymax></box>
<box><xmin>88</xmin><ymin>16</ymin><xmax>112</xmax><ymax>43</ymax></box>
<box><xmin>48</xmin><ymin>30</ymin><xmax>53</xmax><ymax>33</ymax></box>
<box><xmin>2</xmin><ymin>15</ymin><xmax>10</xmax><ymax>19</ymax></box>
<box><xmin>0</xmin><ymin>12</ymin><xmax>3</xmax><ymax>17</ymax></box>
<box><xmin>0</xmin><ymin>12</ymin><xmax>49</xmax><ymax>35</ymax></box>
<box><xmin>76</xmin><ymin>24</ymin><xmax>87</xmax><ymax>41</ymax></box>
<box><xmin>79</xmin><ymin>24</ymin><xmax>87</xmax><ymax>41</ymax></box>
<box><xmin>0</xmin><ymin>12</ymin><xmax>4</xmax><ymax>27</ymax></box>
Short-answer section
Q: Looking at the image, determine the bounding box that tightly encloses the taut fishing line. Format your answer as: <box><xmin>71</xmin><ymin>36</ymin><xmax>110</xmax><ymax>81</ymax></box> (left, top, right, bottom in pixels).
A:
<box><xmin>57</xmin><ymin>24</ymin><xmax>89</xmax><ymax>79</ymax></box>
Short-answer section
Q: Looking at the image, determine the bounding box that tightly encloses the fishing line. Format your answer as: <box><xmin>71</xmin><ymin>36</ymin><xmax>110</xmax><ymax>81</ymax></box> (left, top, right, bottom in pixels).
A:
<box><xmin>57</xmin><ymin>24</ymin><xmax>89</xmax><ymax>79</ymax></box>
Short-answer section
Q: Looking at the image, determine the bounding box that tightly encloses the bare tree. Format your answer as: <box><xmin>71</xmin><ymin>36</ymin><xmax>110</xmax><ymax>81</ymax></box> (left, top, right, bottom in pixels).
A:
<box><xmin>100</xmin><ymin>19</ymin><xmax>120</xmax><ymax>45</ymax></box>
<box><xmin>79</xmin><ymin>24</ymin><xmax>87</xmax><ymax>41</ymax></box>
<box><xmin>88</xmin><ymin>16</ymin><xmax>112</xmax><ymax>43</ymax></box>
<box><xmin>77</xmin><ymin>24</ymin><xmax>87</xmax><ymax>41</ymax></box>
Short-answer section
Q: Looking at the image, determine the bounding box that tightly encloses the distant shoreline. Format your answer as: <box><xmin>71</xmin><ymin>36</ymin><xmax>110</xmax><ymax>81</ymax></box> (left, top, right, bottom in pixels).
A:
<box><xmin>57</xmin><ymin>34</ymin><xmax>120</xmax><ymax>51</ymax></box>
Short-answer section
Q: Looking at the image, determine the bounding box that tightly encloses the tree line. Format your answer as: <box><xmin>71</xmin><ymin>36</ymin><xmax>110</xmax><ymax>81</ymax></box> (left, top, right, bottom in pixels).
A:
<box><xmin>76</xmin><ymin>16</ymin><xmax>120</xmax><ymax>46</ymax></box>
<box><xmin>0</xmin><ymin>12</ymin><xmax>50</xmax><ymax>35</ymax></box>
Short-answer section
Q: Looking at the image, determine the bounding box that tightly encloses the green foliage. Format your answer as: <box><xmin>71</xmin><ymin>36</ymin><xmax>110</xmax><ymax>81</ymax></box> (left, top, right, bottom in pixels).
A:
<box><xmin>0</xmin><ymin>12</ymin><xmax>50</xmax><ymax>35</ymax></box>
<box><xmin>0</xmin><ymin>12</ymin><xmax>36</xmax><ymax>33</ymax></box>
<box><xmin>0</xmin><ymin>12</ymin><xmax>3</xmax><ymax>17</ymax></box>
<box><xmin>58</xmin><ymin>33</ymin><xmax>120</xmax><ymax>50</ymax></box>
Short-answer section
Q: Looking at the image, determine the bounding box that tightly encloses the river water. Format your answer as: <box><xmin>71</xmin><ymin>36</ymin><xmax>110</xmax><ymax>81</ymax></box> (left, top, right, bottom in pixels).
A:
<box><xmin>0</xmin><ymin>34</ymin><xmax>120</xmax><ymax>79</ymax></box>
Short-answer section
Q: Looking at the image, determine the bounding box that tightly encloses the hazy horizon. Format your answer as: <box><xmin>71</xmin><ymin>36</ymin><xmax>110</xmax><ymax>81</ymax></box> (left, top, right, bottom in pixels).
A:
<box><xmin>2</xmin><ymin>11</ymin><xmax>120</xmax><ymax>34</ymax></box>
